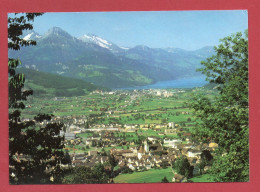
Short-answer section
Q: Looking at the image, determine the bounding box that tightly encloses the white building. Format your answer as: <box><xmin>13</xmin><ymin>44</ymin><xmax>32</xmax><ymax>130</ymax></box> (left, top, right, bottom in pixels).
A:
<box><xmin>163</xmin><ymin>138</ymin><xmax>182</xmax><ymax>148</ymax></box>
<box><xmin>168</xmin><ymin>122</ymin><xmax>175</xmax><ymax>128</ymax></box>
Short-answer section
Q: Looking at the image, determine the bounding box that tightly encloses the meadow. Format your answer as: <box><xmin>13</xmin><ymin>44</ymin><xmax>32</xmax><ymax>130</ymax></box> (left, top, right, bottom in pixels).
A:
<box><xmin>22</xmin><ymin>88</ymin><xmax>214</xmax><ymax>125</ymax></box>
<box><xmin>114</xmin><ymin>167</ymin><xmax>174</xmax><ymax>183</ymax></box>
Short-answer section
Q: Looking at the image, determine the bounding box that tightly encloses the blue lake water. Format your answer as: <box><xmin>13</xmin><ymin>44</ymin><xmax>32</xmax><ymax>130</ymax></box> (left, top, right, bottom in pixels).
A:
<box><xmin>121</xmin><ymin>76</ymin><xmax>208</xmax><ymax>90</ymax></box>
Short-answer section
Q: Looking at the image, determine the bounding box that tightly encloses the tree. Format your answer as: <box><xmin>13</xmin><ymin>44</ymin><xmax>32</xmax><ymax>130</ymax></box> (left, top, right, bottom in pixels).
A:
<box><xmin>61</xmin><ymin>150</ymin><xmax>72</xmax><ymax>165</ymax></box>
<box><xmin>161</xmin><ymin>176</ymin><xmax>169</xmax><ymax>183</ymax></box>
<box><xmin>62</xmin><ymin>164</ymin><xmax>110</xmax><ymax>184</ymax></box>
<box><xmin>9</xmin><ymin>13</ymin><xmax>65</xmax><ymax>184</ymax></box>
<box><xmin>107</xmin><ymin>153</ymin><xmax>118</xmax><ymax>168</ymax></box>
<box><xmin>197</xmin><ymin>150</ymin><xmax>213</xmax><ymax>174</ymax></box>
<box><xmin>173</xmin><ymin>156</ymin><xmax>193</xmax><ymax>178</ymax></box>
<box><xmin>120</xmin><ymin>166</ymin><xmax>133</xmax><ymax>174</ymax></box>
<box><xmin>201</xmin><ymin>150</ymin><xmax>213</xmax><ymax>165</ymax></box>
<box><xmin>191</xmin><ymin>30</ymin><xmax>248</xmax><ymax>182</ymax></box>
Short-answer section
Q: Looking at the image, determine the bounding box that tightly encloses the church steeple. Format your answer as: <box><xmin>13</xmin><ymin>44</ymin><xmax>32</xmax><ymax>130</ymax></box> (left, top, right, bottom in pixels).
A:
<box><xmin>144</xmin><ymin>139</ymin><xmax>149</xmax><ymax>153</ymax></box>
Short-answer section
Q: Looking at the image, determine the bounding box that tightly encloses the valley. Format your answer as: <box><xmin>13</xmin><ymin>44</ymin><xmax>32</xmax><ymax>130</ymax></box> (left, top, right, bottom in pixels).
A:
<box><xmin>14</xmin><ymin>28</ymin><xmax>217</xmax><ymax>182</ymax></box>
<box><xmin>8</xmin><ymin>11</ymin><xmax>249</xmax><ymax>185</ymax></box>
<box><xmin>21</xmin><ymin>86</ymin><xmax>218</xmax><ymax>183</ymax></box>
<box><xmin>10</xmin><ymin>26</ymin><xmax>218</xmax><ymax>184</ymax></box>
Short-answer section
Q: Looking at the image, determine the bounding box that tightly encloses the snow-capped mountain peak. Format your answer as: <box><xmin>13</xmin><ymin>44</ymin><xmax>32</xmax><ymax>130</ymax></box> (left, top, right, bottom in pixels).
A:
<box><xmin>43</xmin><ymin>27</ymin><xmax>74</xmax><ymax>40</ymax></box>
<box><xmin>22</xmin><ymin>30</ymin><xmax>42</xmax><ymax>41</ymax></box>
<box><xmin>79</xmin><ymin>34</ymin><xmax>113</xmax><ymax>50</ymax></box>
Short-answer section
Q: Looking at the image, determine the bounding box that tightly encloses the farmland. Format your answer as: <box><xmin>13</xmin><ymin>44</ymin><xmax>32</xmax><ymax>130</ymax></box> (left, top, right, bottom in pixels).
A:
<box><xmin>22</xmin><ymin>87</ymin><xmax>216</xmax><ymax>123</ymax></box>
<box><xmin>21</xmin><ymin>87</ymin><xmax>217</xmax><ymax>183</ymax></box>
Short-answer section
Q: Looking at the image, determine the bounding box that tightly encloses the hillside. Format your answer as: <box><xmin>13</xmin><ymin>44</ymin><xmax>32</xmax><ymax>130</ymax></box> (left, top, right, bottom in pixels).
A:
<box><xmin>17</xmin><ymin>68</ymin><xmax>106</xmax><ymax>97</ymax></box>
<box><xmin>63</xmin><ymin>51</ymin><xmax>174</xmax><ymax>88</ymax></box>
<box><xmin>8</xmin><ymin>27</ymin><xmax>214</xmax><ymax>88</ymax></box>
<box><xmin>118</xmin><ymin>46</ymin><xmax>214</xmax><ymax>78</ymax></box>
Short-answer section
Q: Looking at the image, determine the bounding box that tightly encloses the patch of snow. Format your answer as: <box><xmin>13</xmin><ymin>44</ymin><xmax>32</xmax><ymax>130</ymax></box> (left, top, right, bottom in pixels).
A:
<box><xmin>97</xmin><ymin>41</ymin><xmax>109</xmax><ymax>49</ymax></box>
<box><xmin>23</xmin><ymin>33</ymin><xmax>33</xmax><ymax>40</ymax></box>
<box><xmin>120</xmin><ymin>47</ymin><xmax>130</xmax><ymax>50</ymax></box>
<box><xmin>82</xmin><ymin>34</ymin><xmax>91</xmax><ymax>39</ymax></box>
<box><xmin>95</xmin><ymin>36</ymin><xmax>111</xmax><ymax>46</ymax></box>
<box><xmin>79</xmin><ymin>34</ymin><xmax>113</xmax><ymax>50</ymax></box>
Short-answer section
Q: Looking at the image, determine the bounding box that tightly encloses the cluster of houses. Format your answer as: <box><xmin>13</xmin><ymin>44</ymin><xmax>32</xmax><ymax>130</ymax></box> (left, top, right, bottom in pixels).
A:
<box><xmin>92</xmin><ymin>89</ymin><xmax>184</xmax><ymax>97</ymax></box>
<box><xmin>65</xmin><ymin>131</ymin><xmax>218</xmax><ymax>182</ymax></box>
<box><xmin>20</xmin><ymin>112</ymin><xmax>216</xmax><ymax>183</ymax></box>
<box><xmin>69</xmin><ymin>151</ymin><xmax>110</xmax><ymax>168</ymax></box>
<box><xmin>59</xmin><ymin>119</ymin><xmax>184</xmax><ymax>134</ymax></box>
<box><xmin>110</xmin><ymin>137</ymin><xmax>217</xmax><ymax>173</ymax></box>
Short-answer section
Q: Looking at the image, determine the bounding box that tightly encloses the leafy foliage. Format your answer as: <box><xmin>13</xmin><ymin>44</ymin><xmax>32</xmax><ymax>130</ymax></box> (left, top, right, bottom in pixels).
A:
<box><xmin>191</xmin><ymin>30</ymin><xmax>248</xmax><ymax>182</ymax></box>
<box><xmin>8</xmin><ymin>13</ymin><xmax>43</xmax><ymax>50</ymax></box>
<box><xmin>201</xmin><ymin>150</ymin><xmax>213</xmax><ymax>166</ymax></box>
<box><xmin>9</xmin><ymin>13</ymin><xmax>65</xmax><ymax>184</ymax></box>
<box><xmin>173</xmin><ymin>156</ymin><xmax>193</xmax><ymax>178</ymax></box>
<box><xmin>62</xmin><ymin>164</ymin><xmax>110</xmax><ymax>184</ymax></box>
<box><xmin>197</xmin><ymin>150</ymin><xmax>213</xmax><ymax>174</ymax></box>
<box><xmin>161</xmin><ymin>176</ymin><xmax>169</xmax><ymax>183</ymax></box>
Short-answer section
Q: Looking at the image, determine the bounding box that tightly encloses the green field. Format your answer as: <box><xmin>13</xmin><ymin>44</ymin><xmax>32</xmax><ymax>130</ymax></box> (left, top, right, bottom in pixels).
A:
<box><xmin>188</xmin><ymin>174</ymin><xmax>215</xmax><ymax>182</ymax></box>
<box><xmin>114</xmin><ymin>167</ymin><xmax>174</xmax><ymax>183</ymax></box>
<box><xmin>21</xmin><ymin>88</ymin><xmax>217</xmax><ymax>155</ymax></box>
<box><xmin>114</xmin><ymin>169</ymin><xmax>214</xmax><ymax>183</ymax></box>
<box><xmin>22</xmin><ymin>88</ymin><xmax>216</xmax><ymax>125</ymax></box>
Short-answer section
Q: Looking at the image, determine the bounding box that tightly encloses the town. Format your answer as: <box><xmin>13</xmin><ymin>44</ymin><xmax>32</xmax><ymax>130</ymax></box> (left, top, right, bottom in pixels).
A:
<box><xmin>21</xmin><ymin>87</ymin><xmax>218</xmax><ymax>183</ymax></box>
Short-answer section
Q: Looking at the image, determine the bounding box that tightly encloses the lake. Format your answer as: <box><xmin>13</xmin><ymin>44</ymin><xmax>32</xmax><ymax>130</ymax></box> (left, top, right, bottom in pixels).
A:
<box><xmin>121</xmin><ymin>76</ymin><xmax>208</xmax><ymax>89</ymax></box>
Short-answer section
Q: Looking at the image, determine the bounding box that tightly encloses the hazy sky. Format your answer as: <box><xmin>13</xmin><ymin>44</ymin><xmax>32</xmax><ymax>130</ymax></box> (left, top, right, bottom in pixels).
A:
<box><xmin>25</xmin><ymin>10</ymin><xmax>247</xmax><ymax>50</ymax></box>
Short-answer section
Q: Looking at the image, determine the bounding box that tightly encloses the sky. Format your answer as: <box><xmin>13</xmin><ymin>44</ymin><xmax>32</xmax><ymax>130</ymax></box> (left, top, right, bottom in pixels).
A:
<box><xmin>23</xmin><ymin>10</ymin><xmax>247</xmax><ymax>50</ymax></box>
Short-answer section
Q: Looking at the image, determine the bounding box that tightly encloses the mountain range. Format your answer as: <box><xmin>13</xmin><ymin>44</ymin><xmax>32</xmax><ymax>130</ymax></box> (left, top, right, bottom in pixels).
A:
<box><xmin>8</xmin><ymin>27</ymin><xmax>214</xmax><ymax>88</ymax></box>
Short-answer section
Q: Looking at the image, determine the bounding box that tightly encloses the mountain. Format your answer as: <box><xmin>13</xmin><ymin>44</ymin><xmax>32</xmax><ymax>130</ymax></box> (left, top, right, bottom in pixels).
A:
<box><xmin>63</xmin><ymin>51</ymin><xmax>174</xmax><ymax>88</ymax></box>
<box><xmin>78</xmin><ymin>34</ymin><xmax>124</xmax><ymax>53</ymax></box>
<box><xmin>191</xmin><ymin>46</ymin><xmax>215</xmax><ymax>58</ymax></box>
<box><xmin>9</xmin><ymin>27</ymin><xmax>110</xmax><ymax>72</ymax></box>
<box><xmin>16</xmin><ymin>68</ymin><xmax>107</xmax><ymax>97</ymax></box>
<box><xmin>22</xmin><ymin>30</ymin><xmax>42</xmax><ymax>40</ymax></box>
<box><xmin>8</xmin><ymin>27</ymin><xmax>214</xmax><ymax>89</ymax></box>
<box><xmin>118</xmin><ymin>45</ymin><xmax>212</xmax><ymax>78</ymax></box>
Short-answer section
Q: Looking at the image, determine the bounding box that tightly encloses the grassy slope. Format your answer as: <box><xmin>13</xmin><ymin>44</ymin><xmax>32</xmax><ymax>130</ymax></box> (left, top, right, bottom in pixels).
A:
<box><xmin>66</xmin><ymin>54</ymin><xmax>157</xmax><ymax>88</ymax></box>
<box><xmin>114</xmin><ymin>169</ymin><xmax>214</xmax><ymax>183</ymax></box>
<box><xmin>188</xmin><ymin>174</ymin><xmax>215</xmax><ymax>182</ymax></box>
<box><xmin>17</xmin><ymin>68</ymin><xmax>107</xmax><ymax>97</ymax></box>
<box><xmin>114</xmin><ymin>168</ymin><xmax>174</xmax><ymax>183</ymax></box>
